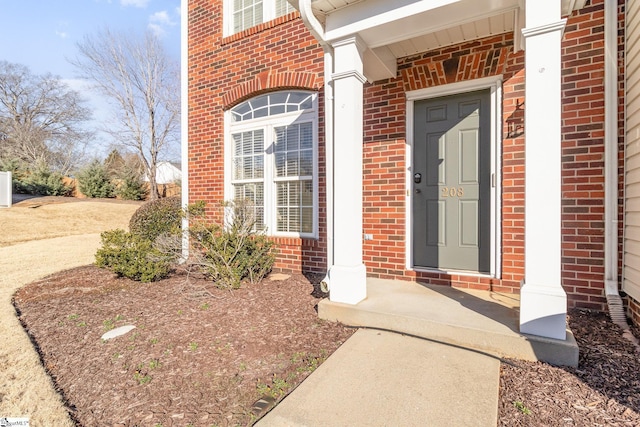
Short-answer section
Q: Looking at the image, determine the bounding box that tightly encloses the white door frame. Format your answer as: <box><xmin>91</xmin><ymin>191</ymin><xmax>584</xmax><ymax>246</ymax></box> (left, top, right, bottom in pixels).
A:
<box><xmin>405</xmin><ymin>75</ymin><xmax>503</xmax><ymax>278</ymax></box>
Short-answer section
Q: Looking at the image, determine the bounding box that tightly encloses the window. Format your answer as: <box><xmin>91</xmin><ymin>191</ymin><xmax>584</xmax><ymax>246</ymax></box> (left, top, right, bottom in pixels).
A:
<box><xmin>227</xmin><ymin>0</ymin><xmax>296</xmax><ymax>35</ymax></box>
<box><xmin>227</xmin><ymin>91</ymin><xmax>318</xmax><ymax>237</ymax></box>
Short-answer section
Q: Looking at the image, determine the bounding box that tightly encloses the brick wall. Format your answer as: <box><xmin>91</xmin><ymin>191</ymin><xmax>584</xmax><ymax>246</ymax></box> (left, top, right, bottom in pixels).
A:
<box><xmin>560</xmin><ymin>0</ymin><xmax>624</xmax><ymax>311</ymax></box>
<box><xmin>361</xmin><ymin>33</ymin><xmax>525</xmax><ymax>293</ymax></box>
<box><xmin>187</xmin><ymin>1</ymin><xmax>326</xmax><ymax>272</ymax></box>
<box><xmin>188</xmin><ymin>0</ymin><xmax>625</xmax><ymax>313</ymax></box>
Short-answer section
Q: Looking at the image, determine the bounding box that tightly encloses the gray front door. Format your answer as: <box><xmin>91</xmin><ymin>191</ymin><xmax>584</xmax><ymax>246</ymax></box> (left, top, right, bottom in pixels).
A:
<box><xmin>412</xmin><ymin>90</ymin><xmax>491</xmax><ymax>272</ymax></box>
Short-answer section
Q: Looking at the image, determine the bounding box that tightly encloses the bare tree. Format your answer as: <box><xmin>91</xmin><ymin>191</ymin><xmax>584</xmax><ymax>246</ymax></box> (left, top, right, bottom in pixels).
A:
<box><xmin>0</xmin><ymin>61</ymin><xmax>91</xmax><ymax>174</ymax></box>
<box><xmin>71</xmin><ymin>28</ymin><xmax>180</xmax><ymax>200</ymax></box>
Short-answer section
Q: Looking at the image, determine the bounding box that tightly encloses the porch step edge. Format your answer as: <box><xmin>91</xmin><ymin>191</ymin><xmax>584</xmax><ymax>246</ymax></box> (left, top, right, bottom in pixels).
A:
<box><xmin>319</xmin><ymin>298</ymin><xmax>579</xmax><ymax>367</ymax></box>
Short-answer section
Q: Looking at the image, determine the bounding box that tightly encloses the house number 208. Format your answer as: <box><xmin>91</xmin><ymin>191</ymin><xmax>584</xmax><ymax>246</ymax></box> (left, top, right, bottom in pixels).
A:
<box><xmin>441</xmin><ymin>187</ymin><xmax>464</xmax><ymax>198</ymax></box>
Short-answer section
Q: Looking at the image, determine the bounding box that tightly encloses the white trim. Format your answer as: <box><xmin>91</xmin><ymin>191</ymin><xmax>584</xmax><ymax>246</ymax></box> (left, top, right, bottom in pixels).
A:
<box><xmin>412</xmin><ymin>266</ymin><xmax>494</xmax><ymax>279</ymax></box>
<box><xmin>521</xmin><ymin>19</ymin><xmax>567</xmax><ymax>39</ymax></box>
<box><xmin>222</xmin><ymin>0</ymin><xmax>295</xmax><ymax>37</ymax></box>
<box><xmin>405</xmin><ymin>76</ymin><xmax>503</xmax><ymax>278</ymax></box>
<box><xmin>225</xmin><ymin>91</ymin><xmax>319</xmax><ymax>239</ymax></box>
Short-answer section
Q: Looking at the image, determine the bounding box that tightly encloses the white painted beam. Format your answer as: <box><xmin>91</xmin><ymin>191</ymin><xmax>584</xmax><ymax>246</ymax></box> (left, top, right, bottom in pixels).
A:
<box><xmin>363</xmin><ymin>46</ymin><xmax>397</xmax><ymax>82</ymax></box>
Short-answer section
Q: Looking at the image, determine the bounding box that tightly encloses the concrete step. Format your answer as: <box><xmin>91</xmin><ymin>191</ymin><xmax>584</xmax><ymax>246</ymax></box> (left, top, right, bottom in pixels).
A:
<box><xmin>318</xmin><ymin>278</ymin><xmax>578</xmax><ymax>367</ymax></box>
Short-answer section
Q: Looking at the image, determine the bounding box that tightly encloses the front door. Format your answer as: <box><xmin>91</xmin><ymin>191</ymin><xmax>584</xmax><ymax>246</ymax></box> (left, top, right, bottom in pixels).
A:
<box><xmin>412</xmin><ymin>90</ymin><xmax>491</xmax><ymax>272</ymax></box>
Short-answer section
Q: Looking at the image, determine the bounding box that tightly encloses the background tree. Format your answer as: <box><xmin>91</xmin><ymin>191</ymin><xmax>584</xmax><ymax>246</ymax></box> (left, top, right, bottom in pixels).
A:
<box><xmin>77</xmin><ymin>159</ymin><xmax>114</xmax><ymax>198</ymax></box>
<box><xmin>71</xmin><ymin>28</ymin><xmax>180</xmax><ymax>200</ymax></box>
<box><xmin>0</xmin><ymin>61</ymin><xmax>91</xmax><ymax>175</ymax></box>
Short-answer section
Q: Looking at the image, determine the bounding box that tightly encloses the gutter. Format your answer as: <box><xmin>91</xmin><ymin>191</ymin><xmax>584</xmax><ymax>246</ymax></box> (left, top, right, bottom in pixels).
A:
<box><xmin>297</xmin><ymin>0</ymin><xmax>335</xmax><ymax>291</ymax></box>
<box><xmin>603</xmin><ymin>0</ymin><xmax>628</xmax><ymax>329</ymax></box>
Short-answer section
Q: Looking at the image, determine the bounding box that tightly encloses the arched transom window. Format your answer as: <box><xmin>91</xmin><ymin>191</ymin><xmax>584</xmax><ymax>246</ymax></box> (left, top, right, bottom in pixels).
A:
<box><xmin>227</xmin><ymin>91</ymin><xmax>318</xmax><ymax>237</ymax></box>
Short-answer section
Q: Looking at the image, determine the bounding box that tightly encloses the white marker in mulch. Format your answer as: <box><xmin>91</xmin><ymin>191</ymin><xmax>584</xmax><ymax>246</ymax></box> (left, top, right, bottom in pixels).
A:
<box><xmin>101</xmin><ymin>325</ymin><xmax>136</xmax><ymax>341</ymax></box>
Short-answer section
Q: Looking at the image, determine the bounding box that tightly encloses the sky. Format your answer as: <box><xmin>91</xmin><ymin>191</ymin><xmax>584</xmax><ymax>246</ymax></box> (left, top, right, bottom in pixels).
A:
<box><xmin>0</xmin><ymin>0</ymin><xmax>182</xmax><ymax>160</ymax></box>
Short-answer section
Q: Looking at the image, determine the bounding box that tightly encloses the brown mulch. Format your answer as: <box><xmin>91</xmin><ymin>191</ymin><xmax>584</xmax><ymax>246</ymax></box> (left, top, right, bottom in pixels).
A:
<box><xmin>13</xmin><ymin>266</ymin><xmax>354</xmax><ymax>426</ymax></box>
<box><xmin>499</xmin><ymin>309</ymin><xmax>640</xmax><ymax>426</ymax></box>
<box><xmin>12</xmin><ymin>265</ymin><xmax>640</xmax><ymax>427</ymax></box>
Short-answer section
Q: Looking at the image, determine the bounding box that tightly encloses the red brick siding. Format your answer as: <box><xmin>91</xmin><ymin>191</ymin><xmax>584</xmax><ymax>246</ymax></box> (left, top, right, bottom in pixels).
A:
<box><xmin>629</xmin><ymin>296</ymin><xmax>640</xmax><ymax>327</ymax></box>
<box><xmin>188</xmin><ymin>0</ymin><xmax>626</xmax><ymax>313</ymax></box>
<box><xmin>361</xmin><ymin>33</ymin><xmax>525</xmax><ymax>293</ymax></box>
<box><xmin>188</xmin><ymin>1</ymin><xmax>326</xmax><ymax>272</ymax></box>
<box><xmin>561</xmin><ymin>0</ymin><xmax>624</xmax><ymax>311</ymax></box>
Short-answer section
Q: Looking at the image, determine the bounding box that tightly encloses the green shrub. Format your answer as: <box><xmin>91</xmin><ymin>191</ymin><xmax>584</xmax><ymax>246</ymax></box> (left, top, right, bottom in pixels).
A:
<box><xmin>188</xmin><ymin>199</ymin><xmax>276</xmax><ymax>289</ymax></box>
<box><xmin>77</xmin><ymin>160</ymin><xmax>114</xmax><ymax>198</ymax></box>
<box><xmin>95</xmin><ymin>229</ymin><xmax>173</xmax><ymax>282</ymax></box>
<box><xmin>129</xmin><ymin>196</ymin><xmax>182</xmax><ymax>242</ymax></box>
<box><xmin>114</xmin><ymin>166</ymin><xmax>147</xmax><ymax>201</ymax></box>
<box><xmin>18</xmin><ymin>164</ymin><xmax>72</xmax><ymax>196</ymax></box>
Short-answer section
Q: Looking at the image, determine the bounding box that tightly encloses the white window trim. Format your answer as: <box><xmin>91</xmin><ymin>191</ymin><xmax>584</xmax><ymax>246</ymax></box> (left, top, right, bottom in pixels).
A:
<box><xmin>405</xmin><ymin>76</ymin><xmax>503</xmax><ymax>278</ymax></box>
<box><xmin>223</xmin><ymin>0</ymin><xmax>294</xmax><ymax>37</ymax></box>
<box><xmin>225</xmin><ymin>92</ymin><xmax>319</xmax><ymax>239</ymax></box>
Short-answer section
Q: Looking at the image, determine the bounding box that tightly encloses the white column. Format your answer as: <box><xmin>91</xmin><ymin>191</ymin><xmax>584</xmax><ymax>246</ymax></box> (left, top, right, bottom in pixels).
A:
<box><xmin>327</xmin><ymin>36</ymin><xmax>367</xmax><ymax>304</ymax></box>
<box><xmin>519</xmin><ymin>1</ymin><xmax>568</xmax><ymax>340</ymax></box>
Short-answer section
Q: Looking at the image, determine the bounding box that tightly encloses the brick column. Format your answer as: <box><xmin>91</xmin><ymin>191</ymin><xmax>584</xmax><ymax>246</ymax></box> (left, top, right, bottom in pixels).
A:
<box><xmin>519</xmin><ymin>0</ymin><xmax>568</xmax><ymax>340</ymax></box>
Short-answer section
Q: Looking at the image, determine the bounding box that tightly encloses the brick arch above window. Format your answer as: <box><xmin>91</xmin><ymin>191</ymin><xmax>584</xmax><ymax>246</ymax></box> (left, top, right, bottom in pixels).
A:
<box><xmin>401</xmin><ymin>46</ymin><xmax>512</xmax><ymax>92</ymax></box>
<box><xmin>222</xmin><ymin>71</ymin><xmax>320</xmax><ymax>110</ymax></box>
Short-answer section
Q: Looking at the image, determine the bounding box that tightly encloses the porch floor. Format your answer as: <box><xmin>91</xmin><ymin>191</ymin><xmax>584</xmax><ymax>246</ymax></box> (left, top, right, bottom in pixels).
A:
<box><xmin>319</xmin><ymin>278</ymin><xmax>579</xmax><ymax>367</ymax></box>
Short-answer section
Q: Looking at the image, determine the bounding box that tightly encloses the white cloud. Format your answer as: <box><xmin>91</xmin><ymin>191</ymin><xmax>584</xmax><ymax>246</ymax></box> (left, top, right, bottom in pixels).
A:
<box><xmin>149</xmin><ymin>11</ymin><xmax>173</xmax><ymax>25</ymax></box>
<box><xmin>56</xmin><ymin>21</ymin><xmax>69</xmax><ymax>39</ymax></box>
<box><xmin>148</xmin><ymin>10</ymin><xmax>177</xmax><ymax>38</ymax></box>
<box><xmin>148</xmin><ymin>23</ymin><xmax>165</xmax><ymax>38</ymax></box>
<box><xmin>120</xmin><ymin>0</ymin><xmax>149</xmax><ymax>8</ymax></box>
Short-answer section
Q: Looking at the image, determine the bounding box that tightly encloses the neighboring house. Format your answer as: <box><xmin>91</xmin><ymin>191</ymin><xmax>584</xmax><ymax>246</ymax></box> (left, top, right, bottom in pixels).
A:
<box><xmin>185</xmin><ymin>0</ymin><xmax>639</xmax><ymax>340</ymax></box>
<box><xmin>146</xmin><ymin>161</ymin><xmax>182</xmax><ymax>185</ymax></box>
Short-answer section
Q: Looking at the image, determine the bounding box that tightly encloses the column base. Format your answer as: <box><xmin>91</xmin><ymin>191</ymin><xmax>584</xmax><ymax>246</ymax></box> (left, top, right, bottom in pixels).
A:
<box><xmin>328</xmin><ymin>264</ymin><xmax>367</xmax><ymax>305</ymax></box>
<box><xmin>519</xmin><ymin>281</ymin><xmax>568</xmax><ymax>340</ymax></box>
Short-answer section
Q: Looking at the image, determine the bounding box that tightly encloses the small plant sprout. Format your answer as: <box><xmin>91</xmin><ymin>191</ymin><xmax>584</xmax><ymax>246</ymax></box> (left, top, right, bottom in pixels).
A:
<box><xmin>200</xmin><ymin>302</ymin><xmax>210</xmax><ymax>310</ymax></box>
<box><xmin>68</xmin><ymin>314</ymin><xmax>79</xmax><ymax>320</ymax></box>
<box><xmin>513</xmin><ymin>400</ymin><xmax>532</xmax><ymax>415</ymax></box>
<box><xmin>148</xmin><ymin>359</ymin><xmax>161</xmax><ymax>370</ymax></box>
<box><xmin>134</xmin><ymin>371</ymin><xmax>152</xmax><ymax>385</ymax></box>
<box><xmin>103</xmin><ymin>319</ymin><xmax>115</xmax><ymax>331</ymax></box>
<box><xmin>189</xmin><ymin>342</ymin><xmax>198</xmax><ymax>351</ymax></box>
<box><xmin>149</xmin><ymin>337</ymin><xmax>159</xmax><ymax>345</ymax></box>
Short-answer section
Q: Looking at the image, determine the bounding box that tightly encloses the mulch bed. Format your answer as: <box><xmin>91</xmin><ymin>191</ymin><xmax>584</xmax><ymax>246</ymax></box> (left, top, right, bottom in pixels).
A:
<box><xmin>499</xmin><ymin>309</ymin><xmax>640</xmax><ymax>426</ymax></box>
<box><xmin>13</xmin><ymin>266</ymin><xmax>354</xmax><ymax>426</ymax></box>
<box><xmin>13</xmin><ymin>265</ymin><xmax>640</xmax><ymax>426</ymax></box>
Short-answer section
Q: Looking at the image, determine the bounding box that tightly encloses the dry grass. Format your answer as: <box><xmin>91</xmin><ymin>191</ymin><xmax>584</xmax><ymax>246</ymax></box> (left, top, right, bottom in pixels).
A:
<box><xmin>0</xmin><ymin>197</ymin><xmax>141</xmax><ymax>426</ymax></box>
<box><xmin>0</xmin><ymin>197</ymin><xmax>141</xmax><ymax>247</ymax></box>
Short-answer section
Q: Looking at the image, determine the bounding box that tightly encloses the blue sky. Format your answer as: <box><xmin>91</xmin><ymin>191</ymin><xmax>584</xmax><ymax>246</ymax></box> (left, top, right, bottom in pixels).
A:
<box><xmin>0</xmin><ymin>0</ymin><xmax>181</xmax><ymax>78</ymax></box>
<box><xmin>0</xmin><ymin>0</ymin><xmax>182</xmax><ymax>160</ymax></box>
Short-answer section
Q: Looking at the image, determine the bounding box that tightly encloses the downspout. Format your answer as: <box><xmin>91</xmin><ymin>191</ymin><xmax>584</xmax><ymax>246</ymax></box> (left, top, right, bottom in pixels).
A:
<box><xmin>322</xmin><ymin>48</ymin><xmax>335</xmax><ymax>292</ymax></box>
<box><xmin>603</xmin><ymin>0</ymin><xmax>627</xmax><ymax>329</ymax></box>
<box><xmin>297</xmin><ymin>0</ymin><xmax>335</xmax><ymax>292</ymax></box>
<box><xmin>180</xmin><ymin>0</ymin><xmax>190</xmax><ymax>261</ymax></box>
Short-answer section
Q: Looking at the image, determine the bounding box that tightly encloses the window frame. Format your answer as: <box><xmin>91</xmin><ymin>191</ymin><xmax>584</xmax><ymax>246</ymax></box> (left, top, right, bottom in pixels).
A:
<box><xmin>225</xmin><ymin>91</ymin><xmax>319</xmax><ymax>239</ymax></box>
<box><xmin>223</xmin><ymin>0</ymin><xmax>295</xmax><ymax>37</ymax></box>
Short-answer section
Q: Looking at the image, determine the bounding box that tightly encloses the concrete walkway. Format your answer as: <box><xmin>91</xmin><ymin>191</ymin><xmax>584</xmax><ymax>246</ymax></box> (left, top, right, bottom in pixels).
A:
<box><xmin>0</xmin><ymin>234</ymin><xmax>102</xmax><ymax>426</ymax></box>
<box><xmin>258</xmin><ymin>328</ymin><xmax>500</xmax><ymax>426</ymax></box>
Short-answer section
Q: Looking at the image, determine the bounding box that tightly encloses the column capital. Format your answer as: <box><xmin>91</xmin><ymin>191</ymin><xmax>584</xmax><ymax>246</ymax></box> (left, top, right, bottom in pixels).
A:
<box><xmin>331</xmin><ymin>69</ymin><xmax>367</xmax><ymax>84</ymax></box>
<box><xmin>521</xmin><ymin>18</ymin><xmax>567</xmax><ymax>39</ymax></box>
<box><xmin>331</xmin><ymin>34</ymin><xmax>367</xmax><ymax>54</ymax></box>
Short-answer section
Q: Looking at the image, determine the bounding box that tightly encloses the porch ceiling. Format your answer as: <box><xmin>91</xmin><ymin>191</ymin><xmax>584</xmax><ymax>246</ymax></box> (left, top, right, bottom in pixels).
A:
<box><xmin>289</xmin><ymin>0</ymin><xmax>588</xmax><ymax>82</ymax></box>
